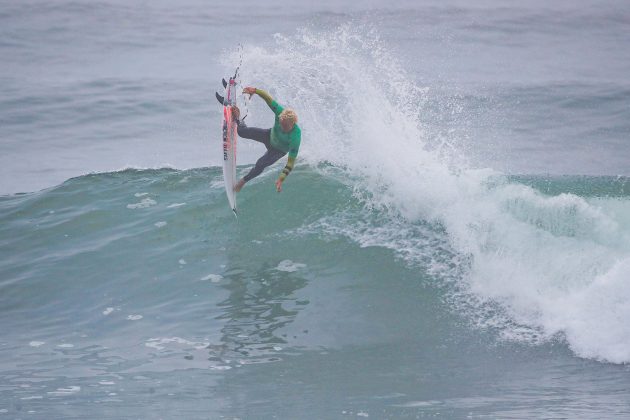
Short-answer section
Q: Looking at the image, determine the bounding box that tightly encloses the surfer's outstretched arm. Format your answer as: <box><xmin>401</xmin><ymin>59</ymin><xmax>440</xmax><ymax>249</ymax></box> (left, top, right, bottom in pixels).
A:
<box><xmin>243</xmin><ymin>87</ymin><xmax>284</xmax><ymax>115</ymax></box>
<box><xmin>279</xmin><ymin>156</ymin><xmax>295</xmax><ymax>181</ymax></box>
<box><xmin>275</xmin><ymin>156</ymin><xmax>296</xmax><ymax>193</ymax></box>
<box><xmin>254</xmin><ymin>88</ymin><xmax>273</xmax><ymax>106</ymax></box>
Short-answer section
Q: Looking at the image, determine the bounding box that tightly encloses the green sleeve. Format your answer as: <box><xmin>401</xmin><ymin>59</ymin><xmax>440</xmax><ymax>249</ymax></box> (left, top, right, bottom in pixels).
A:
<box><xmin>255</xmin><ymin>88</ymin><xmax>284</xmax><ymax>116</ymax></box>
<box><xmin>287</xmin><ymin>127</ymin><xmax>301</xmax><ymax>159</ymax></box>
<box><xmin>288</xmin><ymin>146</ymin><xmax>299</xmax><ymax>159</ymax></box>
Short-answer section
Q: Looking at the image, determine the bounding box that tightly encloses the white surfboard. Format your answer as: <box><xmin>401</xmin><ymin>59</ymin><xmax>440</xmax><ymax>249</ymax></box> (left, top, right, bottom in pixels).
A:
<box><xmin>220</xmin><ymin>78</ymin><xmax>238</xmax><ymax>216</ymax></box>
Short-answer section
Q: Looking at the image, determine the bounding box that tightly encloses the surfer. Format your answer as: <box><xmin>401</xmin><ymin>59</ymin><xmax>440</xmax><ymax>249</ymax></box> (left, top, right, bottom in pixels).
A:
<box><xmin>231</xmin><ymin>87</ymin><xmax>301</xmax><ymax>193</ymax></box>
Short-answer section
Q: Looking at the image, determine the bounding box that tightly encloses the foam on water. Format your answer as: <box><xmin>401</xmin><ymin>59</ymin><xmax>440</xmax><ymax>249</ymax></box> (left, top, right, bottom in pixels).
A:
<box><xmin>234</xmin><ymin>26</ymin><xmax>630</xmax><ymax>363</ymax></box>
<box><xmin>200</xmin><ymin>274</ymin><xmax>223</xmax><ymax>283</ymax></box>
<box><xmin>126</xmin><ymin>197</ymin><xmax>157</xmax><ymax>209</ymax></box>
<box><xmin>145</xmin><ymin>337</ymin><xmax>210</xmax><ymax>351</ymax></box>
<box><xmin>276</xmin><ymin>260</ymin><xmax>307</xmax><ymax>273</ymax></box>
<box><xmin>47</xmin><ymin>386</ymin><xmax>80</xmax><ymax>396</ymax></box>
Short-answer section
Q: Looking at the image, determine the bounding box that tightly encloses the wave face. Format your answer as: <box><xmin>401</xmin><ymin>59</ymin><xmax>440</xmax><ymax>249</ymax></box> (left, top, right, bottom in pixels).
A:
<box><xmin>2</xmin><ymin>169</ymin><xmax>630</xmax><ymax>363</ymax></box>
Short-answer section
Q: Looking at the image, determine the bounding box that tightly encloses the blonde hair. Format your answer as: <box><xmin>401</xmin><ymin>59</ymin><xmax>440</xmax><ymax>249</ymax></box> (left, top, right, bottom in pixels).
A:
<box><xmin>279</xmin><ymin>108</ymin><xmax>298</xmax><ymax>124</ymax></box>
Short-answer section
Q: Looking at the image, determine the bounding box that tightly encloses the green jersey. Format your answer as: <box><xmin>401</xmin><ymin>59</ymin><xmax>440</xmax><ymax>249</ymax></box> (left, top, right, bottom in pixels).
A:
<box><xmin>268</xmin><ymin>100</ymin><xmax>301</xmax><ymax>159</ymax></box>
<box><xmin>255</xmin><ymin>89</ymin><xmax>301</xmax><ymax>159</ymax></box>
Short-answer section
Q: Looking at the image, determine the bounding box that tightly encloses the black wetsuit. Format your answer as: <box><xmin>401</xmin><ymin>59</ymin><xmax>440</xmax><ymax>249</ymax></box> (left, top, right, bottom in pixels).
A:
<box><xmin>237</xmin><ymin>123</ymin><xmax>286</xmax><ymax>182</ymax></box>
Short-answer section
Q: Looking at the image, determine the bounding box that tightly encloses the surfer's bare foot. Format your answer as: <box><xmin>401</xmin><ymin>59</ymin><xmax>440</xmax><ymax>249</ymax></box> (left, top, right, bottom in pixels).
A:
<box><xmin>233</xmin><ymin>178</ymin><xmax>245</xmax><ymax>192</ymax></box>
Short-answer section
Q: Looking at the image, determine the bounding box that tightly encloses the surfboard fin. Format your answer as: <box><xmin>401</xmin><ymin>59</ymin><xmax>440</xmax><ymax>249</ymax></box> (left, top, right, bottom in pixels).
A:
<box><xmin>222</xmin><ymin>78</ymin><xmax>228</xmax><ymax>89</ymax></box>
<box><xmin>215</xmin><ymin>92</ymin><xmax>225</xmax><ymax>105</ymax></box>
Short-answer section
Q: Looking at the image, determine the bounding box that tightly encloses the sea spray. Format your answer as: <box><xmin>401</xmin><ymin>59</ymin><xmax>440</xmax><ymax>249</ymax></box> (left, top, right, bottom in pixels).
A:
<box><xmin>230</xmin><ymin>26</ymin><xmax>630</xmax><ymax>363</ymax></box>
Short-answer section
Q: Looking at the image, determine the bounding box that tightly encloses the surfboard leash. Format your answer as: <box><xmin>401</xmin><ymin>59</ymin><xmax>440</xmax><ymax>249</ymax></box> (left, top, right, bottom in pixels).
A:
<box><xmin>233</xmin><ymin>43</ymin><xmax>250</xmax><ymax>122</ymax></box>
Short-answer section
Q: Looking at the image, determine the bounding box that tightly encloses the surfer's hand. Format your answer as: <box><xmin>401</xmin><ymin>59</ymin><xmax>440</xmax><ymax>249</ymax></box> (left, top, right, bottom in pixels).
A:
<box><xmin>243</xmin><ymin>87</ymin><xmax>256</xmax><ymax>96</ymax></box>
<box><xmin>275</xmin><ymin>179</ymin><xmax>283</xmax><ymax>193</ymax></box>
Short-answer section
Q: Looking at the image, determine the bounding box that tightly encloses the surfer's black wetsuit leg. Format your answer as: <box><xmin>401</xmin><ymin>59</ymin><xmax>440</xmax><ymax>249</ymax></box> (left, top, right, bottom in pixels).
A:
<box><xmin>243</xmin><ymin>148</ymin><xmax>286</xmax><ymax>182</ymax></box>
<box><xmin>236</xmin><ymin>123</ymin><xmax>271</xmax><ymax>145</ymax></box>
<box><xmin>237</xmin><ymin>122</ymin><xmax>286</xmax><ymax>182</ymax></box>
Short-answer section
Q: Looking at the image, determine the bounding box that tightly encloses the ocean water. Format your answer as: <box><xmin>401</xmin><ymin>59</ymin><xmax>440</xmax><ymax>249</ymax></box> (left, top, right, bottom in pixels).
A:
<box><xmin>2</xmin><ymin>0</ymin><xmax>630</xmax><ymax>418</ymax></box>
